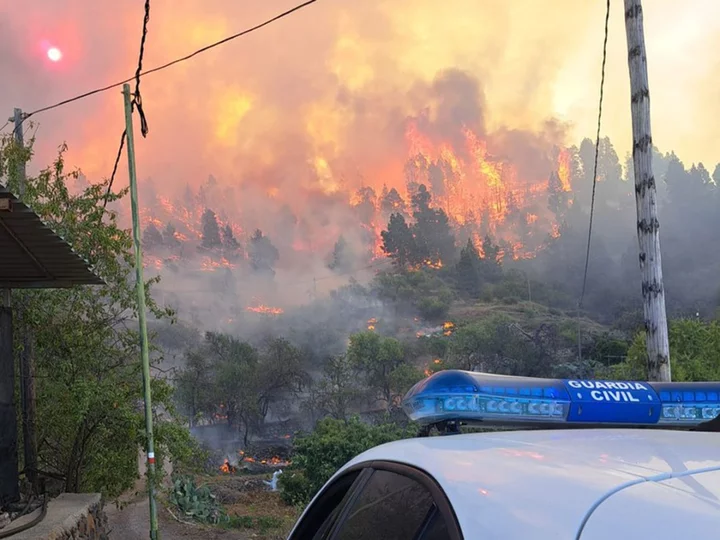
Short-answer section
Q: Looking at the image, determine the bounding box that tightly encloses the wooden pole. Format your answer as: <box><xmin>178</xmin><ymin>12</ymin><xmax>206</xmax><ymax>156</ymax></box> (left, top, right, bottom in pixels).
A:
<box><xmin>623</xmin><ymin>0</ymin><xmax>671</xmax><ymax>381</ymax></box>
<box><xmin>12</xmin><ymin>108</ymin><xmax>39</xmax><ymax>492</ymax></box>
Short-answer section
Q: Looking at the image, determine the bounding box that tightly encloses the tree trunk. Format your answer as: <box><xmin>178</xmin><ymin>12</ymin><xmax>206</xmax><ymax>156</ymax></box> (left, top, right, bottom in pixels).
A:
<box><xmin>624</xmin><ymin>0</ymin><xmax>671</xmax><ymax>381</ymax></box>
<box><xmin>65</xmin><ymin>420</ymin><xmax>87</xmax><ymax>492</ymax></box>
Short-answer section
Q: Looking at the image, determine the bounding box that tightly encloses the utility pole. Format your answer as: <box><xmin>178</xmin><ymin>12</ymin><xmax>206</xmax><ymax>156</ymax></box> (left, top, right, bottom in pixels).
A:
<box><xmin>11</xmin><ymin>108</ymin><xmax>39</xmax><ymax>492</ymax></box>
<box><xmin>122</xmin><ymin>84</ymin><xmax>160</xmax><ymax>540</ymax></box>
<box><xmin>623</xmin><ymin>0</ymin><xmax>671</xmax><ymax>381</ymax></box>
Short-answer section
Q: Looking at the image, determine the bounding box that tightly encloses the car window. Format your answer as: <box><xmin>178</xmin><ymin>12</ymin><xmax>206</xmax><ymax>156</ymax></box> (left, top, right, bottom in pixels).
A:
<box><xmin>289</xmin><ymin>470</ymin><xmax>365</xmax><ymax>540</ymax></box>
<box><xmin>312</xmin><ymin>491</ymin><xmax>352</xmax><ymax>540</ymax></box>
<box><xmin>419</xmin><ymin>506</ymin><xmax>450</xmax><ymax>540</ymax></box>
<box><xmin>332</xmin><ymin>469</ymin><xmax>436</xmax><ymax>540</ymax></box>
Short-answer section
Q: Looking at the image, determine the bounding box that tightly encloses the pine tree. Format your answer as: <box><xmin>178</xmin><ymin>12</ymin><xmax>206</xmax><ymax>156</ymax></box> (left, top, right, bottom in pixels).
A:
<box><xmin>410</xmin><ymin>184</ymin><xmax>456</xmax><ymax>264</ymax></box>
<box><xmin>142</xmin><ymin>223</ymin><xmax>163</xmax><ymax>249</ymax></box>
<box><xmin>479</xmin><ymin>235</ymin><xmax>502</xmax><ymax>282</ymax></box>
<box><xmin>353</xmin><ymin>187</ymin><xmax>377</xmax><ymax>226</ymax></box>
<box><xmin>548</xmin><ymin>170</ymin><xmax>568</xmax><ymax>218</ymax></box>
<box><xmin>248</xmin><ymin>229</ymin><xmax>279</xmax><ymax>275</ymax></box>
<box><xmin>411</xmin><ymin>183</ymin><xmax>432</xmax><ymax>215</ymax></box>
<box><xmin>380</xmin><ymin>187</ymin><xmax>406</xmax><ymax>217</ymax></box>
<box><xmin>328</xmin><ymin>235</ymin><xmax>354</xmax><ymax>273</ymax></box>
<box><xmin>455</xmin><ymin>239</ymin><xmax>482</xmax><ymax>298</ymax></box>
<box><xmin>222</xmin><ymin>224</ymin><xmax>240</xmax><ymax>251</ymax></box>
<box><xmin>200</xmin><ymin>208</ymin><xmax>222</xmax><ymax>249</ymax></box>
<box><xmin>381</xmin><ymin>213</ymin><xmax>416</xmax><ymax>270</ymax></box>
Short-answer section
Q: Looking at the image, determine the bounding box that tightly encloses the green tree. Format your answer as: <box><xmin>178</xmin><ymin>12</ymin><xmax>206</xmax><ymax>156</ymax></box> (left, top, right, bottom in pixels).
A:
<box><xmin>371</xmin><ymin>270</ymin><xmax>453</xmax><ymax>322</ymax></box>
<box><xmin>175</xmin><ymin>350</ymin><xmax>214</xmax><ymax>427</ymax></box>
<box><xmin>410</xmin><ymin>184</ymin><xmax>456</xmax><ymax>264</ymax></box>
<box><xmin>607</xmin><ymin>319</ymin><xmax>720</xmax><ymax>382</ymax></box>
<box><xmin>198</xmin><ymin>333</ymin><xmax>306</xmax><ymax>444</ymax></box>
<box><xmin>281</xmin><ymin>417</ymin><xmax>417</xmax><ymax>506</ymax></box>
<box><xmin>455</xmin><ymin>238</ymin><xmax>482</xmax><ymax>298</ymax></box>
<box><xmin>307</xmin><ymin>355</ymin><xmax>362</xmax><ymax>421</ymax></box>
<box><xmin>381</xmin><ymin>213</ymin><xmax>416</xmax><ymax>270</ymax></box>
<box><xmin>203</xmin><ymin>332</ymin><xmax>259</xmax><ymax>437</ymax></box>
<box><xmin>446</xmin><ymin>315</ymin><xmax>552</xmax><ymax>376</ymax></box>
<box><xmin>479</xmin><ymin>235</ymin><xmax>502</xmax><ymax>282</ymax></box>
<box><xmin>200</xmin><ymin>208</ymin><xmax>222</xmax><ymax>248</ymax></box>
<box><xmin>346</xmin><ymin>331</ymin><xmax>417</xmax><ymax>406</ymax></box>
<box><xmin>1</xmin><ymin>138</ymin><xmax>193</xmax><ymax>498</ymax></box>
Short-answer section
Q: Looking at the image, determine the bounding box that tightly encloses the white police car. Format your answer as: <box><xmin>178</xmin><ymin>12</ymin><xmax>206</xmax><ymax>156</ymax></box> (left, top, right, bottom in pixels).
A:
<box><xmin>287</xmin><ymin>370</ymin><xmax>720</xmax><ymax>539</ymax></box>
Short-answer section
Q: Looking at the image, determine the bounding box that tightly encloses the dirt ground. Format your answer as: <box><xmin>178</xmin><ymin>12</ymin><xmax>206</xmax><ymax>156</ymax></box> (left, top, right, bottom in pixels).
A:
<box><xmin>106</xmin><ymin>472</ymin><xmax>298</xmax><ymax>540</ymax></box>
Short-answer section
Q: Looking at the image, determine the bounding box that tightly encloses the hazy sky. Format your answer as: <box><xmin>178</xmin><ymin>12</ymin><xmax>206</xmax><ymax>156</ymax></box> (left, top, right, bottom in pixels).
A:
<box><xmin>1</xmin><ymin>0</ymin><xmax>718</xmax><ymax>189</ymax></box>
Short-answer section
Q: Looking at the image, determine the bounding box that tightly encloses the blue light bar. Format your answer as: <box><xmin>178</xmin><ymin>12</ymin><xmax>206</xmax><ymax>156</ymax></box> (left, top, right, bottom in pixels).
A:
<box><xmin>401</xmin><ymin>370</ymin><xmax>720</xmax><ymax>428</ymax></box>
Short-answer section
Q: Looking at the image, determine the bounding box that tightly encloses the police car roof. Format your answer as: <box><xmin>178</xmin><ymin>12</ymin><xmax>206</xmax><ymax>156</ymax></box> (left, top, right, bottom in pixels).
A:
<box><xmin>338</xmin><ymin>428</ymin><xmax>720</xmax><ymax>539</ymax></box>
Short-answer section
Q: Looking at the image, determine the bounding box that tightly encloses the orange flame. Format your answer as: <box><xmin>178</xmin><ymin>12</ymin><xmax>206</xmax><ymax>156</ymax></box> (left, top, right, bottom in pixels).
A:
<box><xmin>220</xmin><ymin>459</ymin><xmax>236</xmax><ymax>474</ymax></box>
<box><xmin>246</xmin><ymin>304</ymin><xmax>284</xmax><ymax>315</ymax></box>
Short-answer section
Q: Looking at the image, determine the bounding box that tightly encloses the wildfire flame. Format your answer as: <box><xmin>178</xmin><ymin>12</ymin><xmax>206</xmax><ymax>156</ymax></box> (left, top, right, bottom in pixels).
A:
<box><xmin>220</xmin><ymin>459</ymin><xmax>237</xmax><ymax>474</ymax></box>
<box><xmin>201</xmin><ymin>256</ymin><xmax>237</xmax><ymax>272</ymax></box>
<box><xmin>235</xmin><ymin>450</ymin><xmax>291</xmax><ymax>467</ymax></box>
<box><xmin>132</xmin><ymin>115</ymin><xmax>572</xmax><ymax>273</ymax></box>
<box><xmin>246</xmin><ymin>304</ymin><xmax>284</xmax><ymax>315</ymax></box>
<box><xmin>367</xmin><ymin>317</ymin><xmax>377</xmax><ymax>331</ymax></box>
<box><xmin>424</xmin><ymin>358</ymin><xmax>443</xmax><ymax>378</ymax></box>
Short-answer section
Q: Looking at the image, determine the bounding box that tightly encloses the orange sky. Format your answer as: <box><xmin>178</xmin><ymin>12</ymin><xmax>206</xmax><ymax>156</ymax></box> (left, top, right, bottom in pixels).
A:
<box><xmin>1</xmin><ymin>0</ymin><xmax>718</xmax><ymax>191</ymax></box>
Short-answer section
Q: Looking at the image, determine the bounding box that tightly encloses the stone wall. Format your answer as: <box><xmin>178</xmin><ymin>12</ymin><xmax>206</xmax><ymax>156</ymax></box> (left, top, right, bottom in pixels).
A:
<box><xmin>7</xmin><ymin>493</ymin><xmax>107</xmax><ymax>540</ymax></box>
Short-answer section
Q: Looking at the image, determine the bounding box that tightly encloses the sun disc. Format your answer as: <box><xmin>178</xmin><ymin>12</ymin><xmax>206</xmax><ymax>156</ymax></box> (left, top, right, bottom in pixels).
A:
<box><xmin>47</xmin><ymin>47</ymin><xmax>62</xmax><ymax>62</ymax></box>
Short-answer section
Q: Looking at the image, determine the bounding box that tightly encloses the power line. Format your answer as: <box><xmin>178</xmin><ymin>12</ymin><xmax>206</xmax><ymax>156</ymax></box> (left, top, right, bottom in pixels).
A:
<box><xmin>103</xmin><ymin>0</ymin><xmax>151</xmax><ymax>210</ymax></box>
<box><xmin>132</xmin><ymin>0</ymin><xmax>151</xmax><ymax>139</ymax></box>
<box><xmin>578</xmin><ymin>0</ymin><xmax>611</xmax><ymax>310</ymax></box>
<box><xmin>103</xmin><ymin>130</ymin><xmax>127</xmax><ymax>209</ymax></box>
<box><xmin>23</xmin><ymin>0</ymin><xmax>318</xmax><ymax>122</ymax></box>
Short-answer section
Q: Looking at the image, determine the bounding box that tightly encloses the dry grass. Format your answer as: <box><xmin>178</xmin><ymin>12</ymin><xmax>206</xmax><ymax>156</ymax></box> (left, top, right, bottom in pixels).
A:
<box><xmin>203</xmin><ymin>473</ymin><xmax>301</xmax><ymax>540</ymax></box>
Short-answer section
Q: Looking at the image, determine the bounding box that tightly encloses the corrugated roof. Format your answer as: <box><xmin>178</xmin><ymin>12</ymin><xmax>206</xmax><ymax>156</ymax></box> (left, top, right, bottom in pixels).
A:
<box><xmin>0</xmin><ymin>185</ymin><xmax>105</xmax><ymax>288</ymax></box>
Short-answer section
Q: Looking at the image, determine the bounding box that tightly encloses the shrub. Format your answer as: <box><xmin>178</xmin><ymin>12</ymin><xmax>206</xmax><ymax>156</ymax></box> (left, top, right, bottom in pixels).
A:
<box><xmin>168</xmin><ymin>475</ymin><xmax>224</xmax><ymax>524</ymax></box>
<box><xmin>278</xmin><ymin>469</ymin><xmax>313</xmax><ymax>507</ymax></box>
<box><xmin>280</xmin><ymin>417</ymin><xmax>417</xmax><ymax>506</ymax></box>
